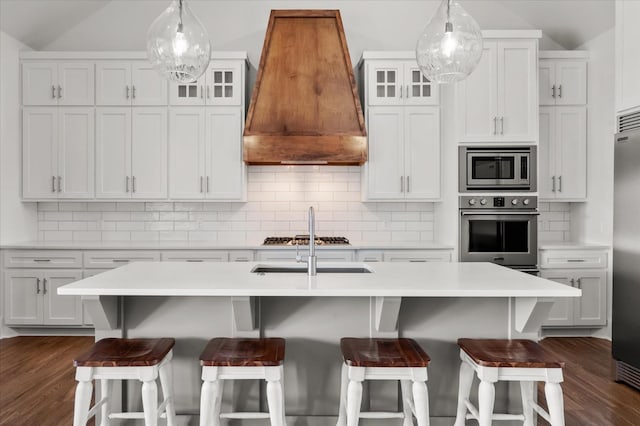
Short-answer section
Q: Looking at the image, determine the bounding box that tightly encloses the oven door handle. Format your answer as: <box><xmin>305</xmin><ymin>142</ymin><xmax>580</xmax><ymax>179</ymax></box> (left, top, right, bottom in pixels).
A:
<box><xmin>460</xmin><ymin>211</ymin><xmax>540</xmax><ymax>216</ymax></box>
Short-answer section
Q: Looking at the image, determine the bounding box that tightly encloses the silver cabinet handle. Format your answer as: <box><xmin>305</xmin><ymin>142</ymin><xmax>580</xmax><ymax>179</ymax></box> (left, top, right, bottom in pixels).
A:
<box><xmin>500</xmin><ymin>117</ymin><xmax>504</xmax><ymax>135</ymax></box>
<box><xmin>570</xmin><ymin>278</ymin><xmax>575</xmax><ymax>286</ymax></box>
<box><xmin>132</xmin><ymin>85</ymin><xmax>136</xmax><ymax>99</ymax></box>
<box><xmin>558</xmin><ymin>84</ymin><xmax>562</xmax><ymax>98</ymax></box>
<box><xmin>57</xmin><ymin>176</ymin><xmax>61</xmax><ymax>192</ymax></box>
<box><xmin>52</xmin><ymin>176</ymin><xmax>56</xmax><ymax>192</ymax></box>
<box><xmin>552</xmin><ymin>85</ymin><xmax>556</xmax><ymax>98</ymax></box>
<box><xmin>406</xmin><ymin>176</ymin><xmax>410</xmax><ymax>193</ymax></box>
<box><xmin>186</xmin><ymin>259</ymin><xmax>204</xmax><ymax>262</ymax></box>
<box><xmin>112</xmin><ymin>259</ymin><xmax>129</xmax><ymax>263</ymax></box>
<box><xmin>51</xmin><ymin>86</ymin><xmax>56</xmax><ymax>99</ymax></box>
<box><xmin>493</xmin><ymin>117</ymin><xmax>497</xmax><ymax>135</ymax></box>
<box><xmin>559</xmin><ymin>176</ymin><xmax>562</xmax><ymax>192</ymax></box>
<box><xmin>33</xmin><ymin>259</ymin><xmax>51</xmax><ymax>262</ymax></box>
<box><xmin>552</xmin><ymin>176</ymin><xmax>556</xmax><ymax>192</ymax></box>
<box><xmin>200</xmin><ymin>176</ymin><xmax>204</xmax><ymax>193</ymax></box>
<box><xmin>126</xmin><ymin>85</ymin><xmax>130</xmax><ymax>99</ymax></box>
<box><xmin>406</xmin><ymin>85</ymin><xmax>410</xmax><ymax>98</ymax></box>
<box><xmin>206</xmin><ymin>176</ymin><xmax>210</xmax><ymax>193</ymax></box>
<box><xmin>399</xmin><ymin>85</ymin><xmax>403</xmax><ymax>98</ymax></box>
<box><xmin>57</xmin><ymin>85</ymin><xmax>62</xmax><ymax>99</ymax></box>
<box><xmin>400</xmin><ymin>176</ymin><xmax>404</xmax><ymax>193</ymax></box>
<box><xmin>126</xmin><ymin>176</ymin><xmax>130</xmax><ymax>192</ymax></box>
<box><xmin>42</xmin><ymin>278</ymin><xmax>47</xmax><ymax>295</ymax></box>
<box><xmin>576</xmin><ymin>277</ymin><xmax>581</xmax><ymax>289</ymax></box>
<box><xmin>200</xmin><ymin>85</ymin><xmax>204</xmax><ymax>99</ymax></box>
<box><xmin>36</xmin><ymin>278</ymin><xmax>40</xmax><ymax>294</ymax></box>
<box><xmin>207</xmin><ymin>86</ymin><xmax>210</xmax><ymax>99</ymax></box>
<box><xmin>132</xmin><ymin>176</ymin><xmax>136</xmax><ymax>193</ymax></box>
<box><xmin>567</xmin><ymin>259</ymin><xmax>586</xmax><ymax>263</ymax></box>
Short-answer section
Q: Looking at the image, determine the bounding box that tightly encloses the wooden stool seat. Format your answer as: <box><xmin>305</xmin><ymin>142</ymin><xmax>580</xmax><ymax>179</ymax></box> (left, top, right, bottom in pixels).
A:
<box><xmin>73</xmin><ymin>338</ymin><xmax>175</xmax><ymax>367</ymax></box>
<box><xmin>458</xmin><ymin>338</ymin><xmax>564</xmax><ymax>369</ymax></box>
<box><xmin>340</xmin><ymin>337</ymin><xmax>431</xmax><ymax>368</ymax></box>
<box><xmin>199</xmin><ymin>337</ymin><xmax>285</xmax><ymax>367</ymax></box>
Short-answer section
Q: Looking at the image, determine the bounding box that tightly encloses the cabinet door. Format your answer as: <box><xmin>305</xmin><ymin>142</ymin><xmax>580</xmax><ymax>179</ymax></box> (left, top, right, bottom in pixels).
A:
<box><xmin>169</xmin><ymin>78</ymin><xmax>205</xmax><ymax>106</ymax></box>
<box><xmin>43</xmin><ymin>270</ymin><xmax>83</xmax><ymax>326</ymax></box>
<box><xmin>404</xmin><ymin>63</ymin><xmax>439</xmax><ymax>105</ymax></box>
<box><xmin>96</xmin><ymin>62</ymin><xmax>131</xmax><ymax>105</ymax></box>
<box><xmin>22</xmin><ymin>108</ymin><xmax>58</xmax><ymax>199</ymax></box>
<box><xmin>538</xmin><ymin>107</ymin><xmax>556</xmax><ymax>200</ymax></box>
<box><xmin>497</xmin><ymin>40</ymin><xmax>538</xmax><ymax>142</ymax></box>
<box><xmin>207</xmin><ymin>61</ymin><xmax>242</xmax><ymax>106</ymax></box>
<box><xmin>404</xmin><ymin>106</ymin><xmax>440</xmax><ymax>200</ymax></box>
<box><xmin>22</xmin><ymin>62</ymin><xmax>57</xmax><ymax>106</ymax></box>
<box><xmin>456</xmin><ymin>42</ymin><xmax>498</xmax><ymax>142</ymax></box>
<box><xmin>58</xmin><ymin>62</ymin><xmax>95</xmax><ymax>106</ymax></box>
<box><xmin>3</xmin><ymin>271</ymin><xmax>43</xmax><ymax>325</ymax></box>
<box><xmin>541</xmin><ymin>271</ymin><xmax>574</xmax><ymax>326</ymax></box>
<box><xmin>131</xmin><ymin>108</ymin><xmax>168</xmax><ymax>199</ymax></box>
<box><xmin>132</xmin><ymin>62</ymin><xmax>168</xmax><ymax>106</ymax></box>
<box><xmin>556</xmin><ymin>61</ymin><xmax>587</xmax><ymax>106</ymax></box>
<box><xmin>58</xmin><ymin>108</ymin><xmax>95</xmax><ymax>199</ymax></box>
<box><xmin>574</xmin><ymin>271</ymin><xmax>607</xmax><ymax>326</ymax></box>
<box><xmin>539</xmin><ymin>60</ymin><xmax>556</xmax><ymax>106</ymax></box>
<box><xmin>367</xmin><ymin>61</ymin><xmax>403</xmax><ymax>106</ymax></box>
<box><xmin>556</xmin><ymin>107</ymin><xmax>587</xmax><ymax>200</ymax></box>
<box><xmin>205</xmin><ymin>107</ymin><xmax>245</xmax><ymax>200</ymax></box>
<box><xmin>96</xmin><ymin>108</ymin><xmax>132</xmax><ymax>198</ymax></box>
<box><xmin>365</xmin><ymin>107</ymin><xmax>404</xmax><ymax>199</ymax></box>
<box><xmin>169</xmin><ymin>108</ymin><xmax>206</xmax><ymax>199</ymax></box>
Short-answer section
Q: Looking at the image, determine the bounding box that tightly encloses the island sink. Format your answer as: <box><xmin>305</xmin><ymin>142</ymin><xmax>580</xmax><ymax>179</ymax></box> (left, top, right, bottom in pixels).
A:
<box><xmin>251</xmin><ymin>264</ymin><xmax>373</xmax><ymax>274</ymax></box>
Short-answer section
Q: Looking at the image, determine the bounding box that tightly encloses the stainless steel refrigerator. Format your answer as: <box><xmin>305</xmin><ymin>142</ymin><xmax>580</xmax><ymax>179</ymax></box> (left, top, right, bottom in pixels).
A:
<box><xmin>613</xmin><ymin>116</ymin><xmax>640</xmax><ymax>390</ymax></box>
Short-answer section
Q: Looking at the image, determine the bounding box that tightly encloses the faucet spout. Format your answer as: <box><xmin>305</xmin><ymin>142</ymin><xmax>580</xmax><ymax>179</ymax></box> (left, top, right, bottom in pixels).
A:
<box><xmin>308</xmin><ymin>206</ymin><xmax>317</xmax><ymax>276</ymax></box>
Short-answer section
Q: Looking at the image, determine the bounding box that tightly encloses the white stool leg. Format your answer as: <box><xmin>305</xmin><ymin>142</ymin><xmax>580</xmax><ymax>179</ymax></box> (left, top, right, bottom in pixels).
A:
<box><xmin>544</xmin><ymin>382</ymin><xmax>565</xmax><ymax>426</ymax></box>
<box><xmin>400</xmin><ymin>380</ymin><xmax>414</xmax><ymax>426</ymax></box>
<box><xmin>141</xmin><ymin>379</ymin><xmax>159</xmax><ymax>426</ymax></box>
<box><xmin>73</xmin><ymin>370</ymin><xmax>93</xmax><ymax>426</ymax></box>
<box><xmin>266</xmin><ymin>377</ymin><xmax>285</xmax><ymax>426</ymax></box>
<box><xmin>520</xmin><ymin>381</ymin><xmax>535</xmax><ymax>426</ymax></box>
<box><xmin>336</xmin><ymin>363</ymin><xmax>348</xmax><ymax>426</ymax></box>
<box><xmin>454</xmin><ymin>361</ymin><xmax>474</xmax><ymax>426</ymax></box>
<box><xmin>346</xmin><ymin>378</ymin><xmax>363</xmax><ymax>426</ymax></box>
<box><xmin>213</xmin><ymin>380</ymin><xmax>224</xmax><ymax>426</ymax></box>
<box><xmin>477</xmin><ymin>380</ymin><xmax>495</xmax><ymax>426</ymax></box>
<box><xmin>412</xmin><ymin>380</ymin><xmax>430</xmax><ymax>426</ymax></box>
<box><xmin>99</xmin><ymin>379</ymin><xmax>113</xmax><ymax>426</ymax></box>
<box><xmin>200</xmin><ymin>379</ymin><xmax>219</xmax><ymax>426</ymax></box>
<box><xmin>159</xmin><ymin>356</ymin><xmax>177</xmax><ymax>426</ymax></box>
<box><xmin>279</xmin><ymin>366</ymin><xmax>287</xmax><ymax>426</ymax></box>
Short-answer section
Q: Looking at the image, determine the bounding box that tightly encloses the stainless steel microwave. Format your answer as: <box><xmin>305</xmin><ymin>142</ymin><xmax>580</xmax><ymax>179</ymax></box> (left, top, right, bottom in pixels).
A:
<box><xmin>459</xmin><ymin>146</ymin><xmax>536</xmax><ymax>192</ymax></box>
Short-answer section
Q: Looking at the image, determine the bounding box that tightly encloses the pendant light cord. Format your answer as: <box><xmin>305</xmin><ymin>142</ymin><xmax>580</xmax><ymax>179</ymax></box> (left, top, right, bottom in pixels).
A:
<box><xmin>178</xmin><ymin>0</ymin><xmax>184</xmax><ymax>32</ymax></box>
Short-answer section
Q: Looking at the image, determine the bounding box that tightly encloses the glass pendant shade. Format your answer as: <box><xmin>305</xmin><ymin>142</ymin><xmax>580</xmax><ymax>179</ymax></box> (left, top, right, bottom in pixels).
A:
<box><xmin>416</xmin><ymin>0</ymin><xmax>483</xmax><ymax>84</ymax></box>
<box><xmin>147</xmin><ymin>0</ymin><xmax>211</xmax><ymax>83</ymax></box>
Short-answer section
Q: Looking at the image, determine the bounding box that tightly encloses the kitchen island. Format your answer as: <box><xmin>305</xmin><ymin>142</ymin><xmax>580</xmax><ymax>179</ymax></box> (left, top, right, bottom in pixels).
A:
<box><xmin>59</xmin><ymin>261</ymin><xmax>580</xmax><ymax>426</ymax></box>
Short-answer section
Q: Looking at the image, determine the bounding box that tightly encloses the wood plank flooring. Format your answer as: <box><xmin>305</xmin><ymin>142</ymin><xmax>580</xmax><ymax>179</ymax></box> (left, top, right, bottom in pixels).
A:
<box><xmin>0</xmin><ymin>336</ymin><xmax>638</xmax><ymax>425</ymax></box>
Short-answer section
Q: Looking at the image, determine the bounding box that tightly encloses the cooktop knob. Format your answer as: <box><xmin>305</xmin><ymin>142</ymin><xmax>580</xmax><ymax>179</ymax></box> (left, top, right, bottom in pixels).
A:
<box><xmin>511</xmin><ymin>198</ymin><xmax>519</xmax><ymax>205</ymax></box>
<box><xmin>523</xmin><ymin>198</ymin><xmax>530</xmax><ymax>206</ymax></box>
<box><xmin>468</xmin><ymin>199</ymin><xmax>476</xmax><ymax>206</ymax></box>
<box><xmin>480</xmin><ymin>199</ymin><xmax>487</xmax><ymax>205</ymax></box>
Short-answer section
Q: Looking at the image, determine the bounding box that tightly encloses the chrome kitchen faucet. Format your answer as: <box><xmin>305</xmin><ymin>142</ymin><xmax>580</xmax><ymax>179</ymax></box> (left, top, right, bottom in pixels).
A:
<box><xmin>296</xmin><ymin>206</ymin><xmax>318</xmax><ymax>276</ymax></box>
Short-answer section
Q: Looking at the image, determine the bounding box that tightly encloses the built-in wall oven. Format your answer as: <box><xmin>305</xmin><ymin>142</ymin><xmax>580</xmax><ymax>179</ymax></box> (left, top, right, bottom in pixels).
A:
<box><xmin>459</xmin><ymin>196</ymin><xmax>539</xmax><ymax>274</ymax></box>
<box><xmin>459</xmin><ymin>146</ymin><xmax>536</xmax><ymax>192</ymax></box>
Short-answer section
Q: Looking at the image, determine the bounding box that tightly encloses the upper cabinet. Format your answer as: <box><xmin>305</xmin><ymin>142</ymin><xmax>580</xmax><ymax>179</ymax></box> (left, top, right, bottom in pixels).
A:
<box><xmin>22</xmin><ymin>62</ymin><xmax>94</xmax><ymax>106</ymax></box>
<box><xmin>616</xmin><ymin>0</ymin><xmax>640</xmax><ymax>114</ymax></box>
<box><xmin>539</xmin><ymin>59</ymin><xmax>587</xmax><ymax>106</ymax></box>
<box><xmin>96</xmin><ymin>61</ymin><xmax>168</xmax><ymax>106</ymax></box>
<box><xmin>365</xmin><ymin>58</ymin><xmax>439</xmax><ymax>106</ymax></box>
<box><xmin>456</xmin><ymin>36</ymin><xmax>539</xmax><ymax>143</ymax></box>
<box><xmin>169</xmin><ymin>60</ymin><xmax>243</xmax><ymax>106</ymax></box>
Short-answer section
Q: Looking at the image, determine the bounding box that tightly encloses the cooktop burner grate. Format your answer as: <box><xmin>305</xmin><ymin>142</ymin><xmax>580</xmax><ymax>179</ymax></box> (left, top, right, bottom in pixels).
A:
<box><xmin>262</xmin><ymin>236</ymin><xmax>350</xmax><ymax>246</ymax></box>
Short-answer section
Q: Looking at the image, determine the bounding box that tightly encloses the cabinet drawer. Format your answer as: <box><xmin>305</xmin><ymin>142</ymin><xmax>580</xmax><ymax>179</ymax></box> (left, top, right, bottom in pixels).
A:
<box><xmin>540</xmin><ymin>250</ymin><xmax>607</xmax><ymax>269</ymax></box>
<box><xmin>356</xmin><ymin>250</ymin><xmax>384</xmax><ymax>262</ymax></box>
<box><xmin>83</xmin><ymin>251</ymin><xmax>160</xmax><ymax>268</ymax></box>
<box><xmin>383</xmin><ymin>250</ymin><xmax>452</xmax><ymax>262</ymax></box>
<box><xmin>161</xmin><ymin>251</ymin><xmax>229</xmax><ymax>262</ymax></box>
<box><xmin>3</xmin><ymin>250</ymin><xmax>82</xmax><ymax>268</ymax></box>
<box><xmin>230</xmin><ymin>250</ymin><xmax>255</xmax><ymax>262</ymax></box>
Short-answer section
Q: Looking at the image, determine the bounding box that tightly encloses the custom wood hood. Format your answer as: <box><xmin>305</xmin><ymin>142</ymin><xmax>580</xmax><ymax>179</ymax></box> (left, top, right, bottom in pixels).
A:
<box><xmin>243</xmin><ymin>10</ymin><xmax>367</xmax><ymax>165</ymax></box>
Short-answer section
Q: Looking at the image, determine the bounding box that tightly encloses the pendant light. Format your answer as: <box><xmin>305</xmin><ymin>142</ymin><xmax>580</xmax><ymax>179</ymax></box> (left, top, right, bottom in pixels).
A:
<box><xmin>147</xmin><ymin>0</ymin><xmax>211</xmax><ymax>83</ymax></box>
<box><xmin>415</xmin><ymin>0</ymin><xmax>483</xmax><ymax>84</ymax></box>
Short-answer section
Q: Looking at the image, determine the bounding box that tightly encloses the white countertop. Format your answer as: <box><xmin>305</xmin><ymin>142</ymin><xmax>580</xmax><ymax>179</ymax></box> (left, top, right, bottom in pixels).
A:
<box><xmin>59</xmin><ymin>261</ymin><xmax>580</xmax><ymax>298</ymax></box>
<box><xmin>538</xmin><ymin>242</ymin><xmax>610</xmax><ymax>250</ymax></box>
<box><xmin>0</xmin><ymin>240</ymin><xmax>453</xmax><ymax>251</ymax></box>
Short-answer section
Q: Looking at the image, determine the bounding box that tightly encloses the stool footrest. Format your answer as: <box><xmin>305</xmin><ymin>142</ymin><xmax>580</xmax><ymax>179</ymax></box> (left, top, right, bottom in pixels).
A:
<box><xmin>464</xmin><ymin>399</ymin><xmax>525</xmax><ymax>422</ymax></box>
<box><xmin>109</xmin><ymin>412</ymin><xmax>168</xmax><ymax>419</ymax></box>
<box><xmin>220</xmin><ymin>412</ymin><xmax>272</xmax><ymax>419</ymax></box>
<box><xmin>532</xmin><ymin>401</ymin><xmax>552</xmax><ymax>423</ymax></box>
<box><xmin>358</xmin><ymin>411</ymin><xmax>405</xmax><ymax>419</ymax></box>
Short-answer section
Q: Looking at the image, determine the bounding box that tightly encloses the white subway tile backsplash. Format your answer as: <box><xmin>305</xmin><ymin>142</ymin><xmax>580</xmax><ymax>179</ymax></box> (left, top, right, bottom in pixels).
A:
<box><xmin>59</xmin><ymin>202</ymin><xmax>87</xmax><ymax>212</ymax></box>
<box><xmin>102</xmin><ymin>212</ymin><xmax>131</xmax><ymax>221</ymax></box>
<box><xmin>538</xmin><ymin>202</ymin><xmax>572</xmax><ymax>242</ymax></box>
<box><xmin>44</xmin><ymin>212</ymin><xmax>72</xmax><ymax>221</ymax></box>
<box><xmin>73</xmin><ymin>231</ymin><xmax>101</xmax><ymax>241</ymax></box>
<box><xmin>117</xmin><ymin>202</ymin><xmax>146</xmax><ymax>212</ymax></box>
<box><xmin>88</xmin><ymin>202</ymin><xmax>116</xmax><ymax>212</ymax></box>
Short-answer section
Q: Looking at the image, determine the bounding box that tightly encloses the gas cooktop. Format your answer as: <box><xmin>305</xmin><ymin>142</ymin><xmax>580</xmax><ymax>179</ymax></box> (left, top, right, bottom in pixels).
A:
<box><xmin>262</xmin><ymin>236</ymin><xmax>350</xmax><ymax>246</ymax></box>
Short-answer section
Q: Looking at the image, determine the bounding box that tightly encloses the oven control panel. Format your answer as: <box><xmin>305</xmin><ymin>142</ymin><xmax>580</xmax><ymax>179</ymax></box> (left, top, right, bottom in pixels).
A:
<box><xmin>459</xmin><ymin>195</ymin><xmax>537</xmax><ymax>210</ymax></box>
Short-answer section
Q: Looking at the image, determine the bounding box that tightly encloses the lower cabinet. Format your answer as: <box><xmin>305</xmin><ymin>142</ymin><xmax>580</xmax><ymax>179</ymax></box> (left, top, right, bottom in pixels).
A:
<box><xmin>256</xmin><ymin>250</ymin><xmax>354</xmax><ymax>262</ymax></box>
<box><xmin>3</xmin><ymin>269</ymin><xmax>83</xmax><ymax>326</ymax></box>
<box><xmin>542</xmin><ymin>269</ymin><xmax>607</xmax><ymax>327</ymax></box>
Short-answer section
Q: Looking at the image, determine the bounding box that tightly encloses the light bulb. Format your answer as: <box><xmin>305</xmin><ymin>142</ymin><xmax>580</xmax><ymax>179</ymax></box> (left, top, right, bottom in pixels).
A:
<box><xmin>440</xmin><ymin>31</ymin><xmax>459</xmax><ymax>58</ymax></box>
<box><xmin>172</xmin><ymin>31</ymin><xmax>188</xmax><ymax>57</ymax></box>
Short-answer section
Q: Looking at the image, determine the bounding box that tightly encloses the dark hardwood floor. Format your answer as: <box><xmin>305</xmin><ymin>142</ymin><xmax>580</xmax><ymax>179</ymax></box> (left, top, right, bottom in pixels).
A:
<box><xmin>0</xmin><ymin>336</ymin><xmax>638</xmax><ymax>425</ymax></box>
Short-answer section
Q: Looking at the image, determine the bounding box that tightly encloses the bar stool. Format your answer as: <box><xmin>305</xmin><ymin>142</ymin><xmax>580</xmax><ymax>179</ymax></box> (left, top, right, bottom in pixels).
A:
<box><xmin>454</xmin><ymin>338</ymin><xmax>566</xmax><ymax>426</ymax></box>
<box><xmin>72</xmin><ymin>337</ymin><xmax>177</xmax><ymax>426</ymax></box>
<box><xmin>336</xmin><ymin>338</ymin><xmax>431</xmax><ymax>426</ymax></box>
<box><xmin>199</xmin><ymin>338</ymin><xmax>286</xmax><ymax>426</ymax></box>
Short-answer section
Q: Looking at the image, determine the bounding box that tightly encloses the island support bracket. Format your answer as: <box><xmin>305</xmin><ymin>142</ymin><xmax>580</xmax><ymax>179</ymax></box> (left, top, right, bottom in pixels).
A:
<box><xmin>82</xmin><ymin>295</ymin><xmax>119</xmax><ymax>331</ymax></box>
<box><xmin>513</xmin><ymin>297</ymin><xmax>555</xmax><ymax>334</ymax></box>
<box><xmin>231</xmin><ymin>296</ymin><xmax>258</xmax><ymax>336</ymax></box>
<box><xmin>371</xmin><ymin>296</ymin><xmax>402</xmax><ymax>336</ymax></box>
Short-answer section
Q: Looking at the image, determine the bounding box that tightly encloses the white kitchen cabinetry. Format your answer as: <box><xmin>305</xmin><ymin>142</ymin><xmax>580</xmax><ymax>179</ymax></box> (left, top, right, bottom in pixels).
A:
<box><xmin>22</xmin><ymin>62</ymin><xmax>94</xmax><ymax>106</ymax></box>
<box><xmin>3</xmin><ymin>269</ymin><xmax>83</xmax><ymax>326</ymax></box>
<box><xmin>456</xmin><ymin>37</ymin><xmax>539</xmax><ymax>143</ymax></box>
<box><xmin>616</xmin><ymin>0</ymin><xmax>640</xmax><ymax>114</ymax></box>
<box><xmin>539</xmin><ymin>106</ymin><xmax>587</xmax><ymax>200</ymax></box>
<box><xmin>541</xmin><ymin>248</ymin><xmax>608</xmax><ymax>328</ymax></box>
<box><xmin>22</xmin><ymin>107</ymin><xmax>94</xmax><ymax>199</ymax></box>
<box><xmin>96</xmin><ymin>107</ymin><xmax>167</xmax><ymax>199</ymax></box>
<box><xmin>169</xmin><ymin>60</ymin><xmax>243</xmax><ymax>106</ymax></box>
<box><xmin>169</xmin><ymin>107</ymin><xmax>245</xmax><ymax>200</ymax></box>
<box><xmin>364</xmin><ymin>106</ymin><xmax>440</xmax><ymax>200</ymax></box>
<box><xmin>539</xmin><ymin>58</ymin><xmax>587</xmax><ymax>106</ymax></box>
<box><xmin>83</xmin><ymin>251</ymin><xmax>160</xmax><ymax>269</ymax></box>
<box><xmin>96</xmin><ymin>61</ymin><xmax>167</xmax><ymax>106</ymax></box>
<box><xmin>256</xmin><ymin>250</ymin><xmax>354</xmax><ymax>262</ymax></box>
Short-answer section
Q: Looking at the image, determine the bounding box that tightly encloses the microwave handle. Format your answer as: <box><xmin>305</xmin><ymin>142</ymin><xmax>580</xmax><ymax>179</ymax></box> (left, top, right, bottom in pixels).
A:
<box><xmin>460</xmin><ymin>211</ymin><xmax>540</xmax><ymax>216</ymax></box>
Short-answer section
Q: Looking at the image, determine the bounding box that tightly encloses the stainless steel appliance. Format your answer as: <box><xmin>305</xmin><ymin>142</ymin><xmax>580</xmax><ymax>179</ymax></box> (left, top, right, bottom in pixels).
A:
<box><xmin>459</xmin><ymin>195</ymin><xmax>539</xmax><ymax>270</ymax></box>
<box><xmin>459</xmin><ymin>146</ymin><xmax>536</xmax><ymax>192</ymax></box>
<box><xmin>613</xmin><ymin>112</ymin><xmax>640</xmax><ymax>391</ymax></box>
<box><xmin>262</xmin><ymin>236</ymin><xmax>350</xmax><ymax>246</ymax></box>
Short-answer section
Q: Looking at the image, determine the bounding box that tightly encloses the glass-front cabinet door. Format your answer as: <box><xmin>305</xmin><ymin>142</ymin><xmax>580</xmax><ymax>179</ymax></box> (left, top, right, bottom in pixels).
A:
<box><xmin>404</xmin><ymin>64</ymin><xmax>438</xmax><ymax>105</ymax></box>
<box><xmin>207</xmin><ymin>61</ymin><xmax>242</xmax><ymax>106</ymax></box>
<box><xmin>170</xmin><ymin>78</ymin><xmax>205</xmax><ymax>106</ymax></box>
<box><xmin>367</xmin><ymin>61</ymin><xmax>402</xmax><ymax>106</ymax></box>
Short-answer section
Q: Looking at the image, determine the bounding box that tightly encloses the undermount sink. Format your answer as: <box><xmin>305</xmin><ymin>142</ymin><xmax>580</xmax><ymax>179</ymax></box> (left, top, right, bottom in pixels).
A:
<box><xmin>251</xmin><ymin>264</ymin><xmax>372</xmax><ymax>274</ymax></box>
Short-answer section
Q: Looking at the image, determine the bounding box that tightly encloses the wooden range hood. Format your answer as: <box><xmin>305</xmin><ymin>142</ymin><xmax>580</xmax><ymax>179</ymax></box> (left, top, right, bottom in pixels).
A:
<box><xmin>243</xmin><ymin>10</ymin><xmax>367</xmax><ymax>165</ymax></box>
